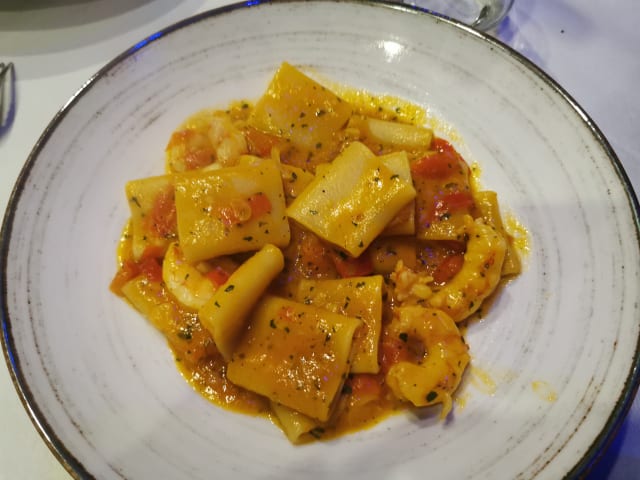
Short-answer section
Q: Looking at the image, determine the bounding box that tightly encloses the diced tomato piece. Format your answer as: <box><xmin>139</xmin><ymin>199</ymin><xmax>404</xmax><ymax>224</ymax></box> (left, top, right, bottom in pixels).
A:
<box><xmin>348</xmin><ymin>374</ymin><xmax>382</xmax><ymax>398</ymax></box>
<box><xmin>205</xmin><ymin>266</ymin><xmax>230</xmax><ymax>288</ymax></box>
<box><xmin>411</xmin><ymin>138</ymin><xmax>465</xmax><ymax>178</ymax></box>
<box><xmin>247</xmin><ymin>192</ymin><xmax>272</xmax><ymax>218</ymax></box>
<box><xmin>218</xmin><ymin>205</ymin><xmax>243</xmax><ymax>227</ymax></box>
<box><xmin>146</xmin><ymin>187</ymin><xmax>177</xmax><ymax>239</ymax></box>
<box><xmin>431</xmin><ymin>138</ymin><xmax>456</xmax><ymax>153</ymax></box>
<box><xmin>432</xmin><ymin>253</ymin><xmax>465</xmax><ymax>284</ymax></box>
<box><xmin>244</xmin><ymin>127</ymin><xmax>284</xmax><ymax>157</ymax></box>
<box><xmin>184</xmin><ymin>150</ymin><xmax>215</xmax><ymax>170</ymax></box>
<box><xmin>432</xmin><ymin>191</ymin><xmax>475</xmax><ymax>220</ymax></box>
<box><xmin>441</xmin><ymin>191</ymin><xmax>475</xmax><ymax>211</ymax></box>
<box><xmin>331</xmin><ymin>251</ymin><xmax>374</xmax><ymax>278</ymax></box>
<box><xmin>110</xmin><ymin>247</ymin><xmax>165</xmax><ymax>295</ymax></box>
<box><xmin>109</xmin><ymin>260</ymin><xmax>140</xmax><ymax>295</ymax></box>
<box><xmin>138</xmin><ymin>256</ymin><xmax>163</xmax><ymax>283</ymax></box>
<box><xmin>411</xmin><ymin>152</ymin><xmax>457</xmax><ymax>178</ymax></box>
<box><xmin>217</xmin><ymin>193</ymin><xmax>271</xmax><ymax>227</ymax></box>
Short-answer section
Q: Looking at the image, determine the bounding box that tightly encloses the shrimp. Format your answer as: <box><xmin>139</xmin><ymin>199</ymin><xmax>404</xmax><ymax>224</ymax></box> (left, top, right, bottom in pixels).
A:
<box><xmin>385</xmin><ymin>306</ymin><xmax>470</xmax><ymax>417</ymax></box>
<box><xmin>165</xmin><ymin>112</ymin><xmax>248</xmax><ymax>172</ymax></box>
<box><xmin>389</xmin><ymin>260</ymin><xmax>433</xmax><ymax>304</ymax></box>
<box><xmin>165</xmin><ymin>128</ymin><xmax>215</xmax><ymax>173</ymax></box>
<box><xmin>207</xmin><ymin>113</ymin><xmax>248</xmax><ymax>166</ymax></box>
<box><xmin>428</xmin><ymin>219</ymin><xmax>507</xmax><ymax>322</ymax></box>
<box><xmin>162</xmin><ymin>242</ymin><xmax>216</xmax><ymax>310</ymax></box>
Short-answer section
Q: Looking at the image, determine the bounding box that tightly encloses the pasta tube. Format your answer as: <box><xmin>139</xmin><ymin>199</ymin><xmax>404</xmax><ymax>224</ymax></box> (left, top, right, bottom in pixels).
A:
<box><xmin>198</xmin><ymin>244</ymin><xmax>284</xmax><ymax>360</ymax></box>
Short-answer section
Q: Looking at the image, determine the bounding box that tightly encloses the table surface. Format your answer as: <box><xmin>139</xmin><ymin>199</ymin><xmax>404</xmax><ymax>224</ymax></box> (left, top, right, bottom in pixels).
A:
<box><xmin>1</xmin><ymin>0</ymin><xmax>639</xmax><ymax>478</ymax></box>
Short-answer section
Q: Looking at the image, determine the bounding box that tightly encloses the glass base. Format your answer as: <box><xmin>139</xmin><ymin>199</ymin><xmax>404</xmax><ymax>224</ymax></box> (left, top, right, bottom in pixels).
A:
<box><xmin>403</xmin><ymin>0</ymin><xmax>513</xmax><ymax>30</ymax></box>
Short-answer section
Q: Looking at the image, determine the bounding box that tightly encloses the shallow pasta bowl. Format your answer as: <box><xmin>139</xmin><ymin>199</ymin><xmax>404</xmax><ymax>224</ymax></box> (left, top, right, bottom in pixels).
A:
<box><xmin>2</xmin><ymin>1</ymin><xmax>639</xmax><ymax>478</ymax></box>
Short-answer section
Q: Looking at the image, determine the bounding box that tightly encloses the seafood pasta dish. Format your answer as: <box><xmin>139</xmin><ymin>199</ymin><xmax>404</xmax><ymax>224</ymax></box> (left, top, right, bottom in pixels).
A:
<box><xmin>110</xmin><ymin>62</ymin><xmax>521</xmax><ymax>443</ymax></box>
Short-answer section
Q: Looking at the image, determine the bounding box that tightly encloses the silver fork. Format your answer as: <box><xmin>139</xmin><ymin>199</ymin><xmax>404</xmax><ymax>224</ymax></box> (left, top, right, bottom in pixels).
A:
<box><xmin>1</xmin><ymin>62</ymin><xmax>15</xmax><ymax>129</ymax></box>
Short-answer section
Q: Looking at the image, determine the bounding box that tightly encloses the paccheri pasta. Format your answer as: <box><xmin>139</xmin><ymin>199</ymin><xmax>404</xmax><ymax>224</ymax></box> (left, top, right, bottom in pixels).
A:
<box><xmin>110</xmin><ymin>62</ymin><xmax>521</xmax><ymax>443</ymax></box>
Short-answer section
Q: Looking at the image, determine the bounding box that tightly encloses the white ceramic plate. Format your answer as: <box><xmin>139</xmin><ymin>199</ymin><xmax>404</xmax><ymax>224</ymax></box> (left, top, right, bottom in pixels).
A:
<box><xmin>2</xmin><ymin>1</ymin><xmax>639</xmax><ymax>479</ymax></box>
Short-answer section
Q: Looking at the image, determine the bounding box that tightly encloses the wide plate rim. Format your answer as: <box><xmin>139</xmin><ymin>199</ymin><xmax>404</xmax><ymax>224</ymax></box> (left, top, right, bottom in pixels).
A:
<box><xmin>1</xmin><ymin>1</ymin><xmax>639</xmax><ymax>478</ymax></box>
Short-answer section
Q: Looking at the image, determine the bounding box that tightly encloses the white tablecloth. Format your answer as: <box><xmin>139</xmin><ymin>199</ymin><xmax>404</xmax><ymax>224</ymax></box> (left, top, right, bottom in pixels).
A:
<box><xmin>1</xmin><ymin>0</ymin><xmax>638</xmax><ymax>478</ymax></box>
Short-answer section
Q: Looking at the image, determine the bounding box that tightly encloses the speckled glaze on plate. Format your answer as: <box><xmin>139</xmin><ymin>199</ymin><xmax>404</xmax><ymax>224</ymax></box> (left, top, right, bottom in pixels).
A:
<box><xmin>2</xmin><ymin>1</ymin><xmax>639</xmax><ymax>479</ymax></box>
